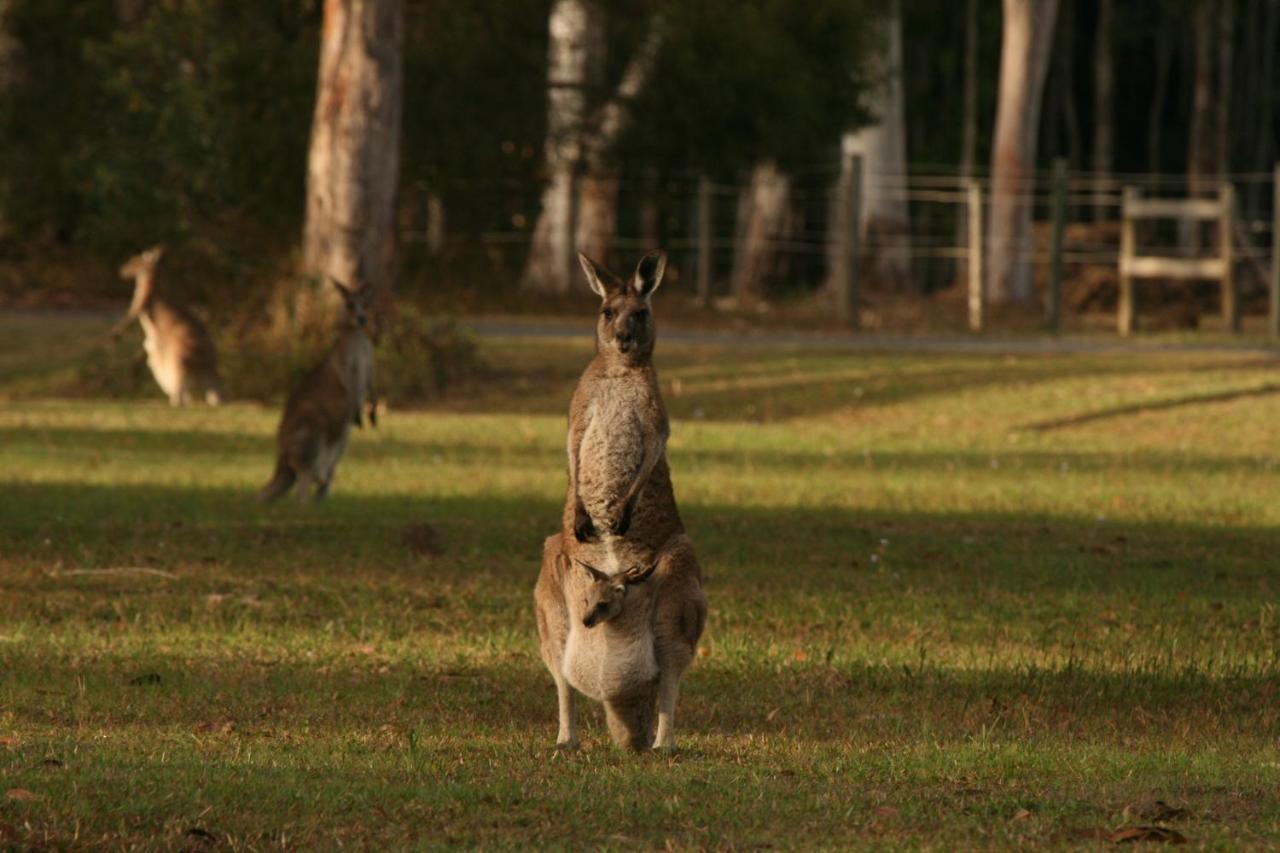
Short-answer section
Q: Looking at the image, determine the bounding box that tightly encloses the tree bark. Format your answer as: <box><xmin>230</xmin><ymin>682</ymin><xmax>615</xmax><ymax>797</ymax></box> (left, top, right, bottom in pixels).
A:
<box><xmin>731</xmin><ymin>161</ymin><xmax>790</xmax><ymax>301</ymax></box>
<box><xmin>1091</xmin><ymin>0</ymin><xmax>1113</xmax><ymax>220</ymax></box>
<box><xmin>831</xmin><ymin>0</ymin><xmax>912</xmax><ymax>291</ymax></box>
<box><xmin>987</xmin><ymin>0</ymin><xmax>1059</xmax><ymax>304</ymax></box>
<box><xmin>1188</xmin><ymin>1</ymin><xmax>1215</xmax><ymax>199</ymax></box>
<box><xmin>303</xmin><ymin>0</ymin><xmax>404</xmax><ymax>307</ymax></box>
<box><xmin>522</xmin><ymin>0</ymin><xmax>602</xmax><ymax>292</ymax></box>
<box><xmin>1215</xmin><ymin>0</ymin><xmax>1234</xmax><ymax>177</ymax></box>
<box><xmin>956</xmin><ymin>0</ymin><xmax>979</xmax><ymax>250</ymax></box>
<box><xmin>574</xmin><ymin>17</ymin><xmax>665</xmax><ymax>266</ymax></box>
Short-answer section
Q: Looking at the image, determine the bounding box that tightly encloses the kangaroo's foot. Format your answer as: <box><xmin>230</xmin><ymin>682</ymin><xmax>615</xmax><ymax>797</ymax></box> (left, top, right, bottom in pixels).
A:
<box><xmin>555</xmin><ymin>677</ymin><xmax>577</xmax><ymax>749</ymax></box>
<box><xmin>653</xmin><ymin>669</ymin><xmax>681</xmax><ymax>752</ymax></box>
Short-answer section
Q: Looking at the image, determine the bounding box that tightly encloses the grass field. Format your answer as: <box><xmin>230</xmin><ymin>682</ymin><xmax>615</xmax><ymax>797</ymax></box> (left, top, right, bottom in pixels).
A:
<box><xmin>2</xmin><ymin>314</ymin><xmax>1280</xmax><ymax>848</ymax></box>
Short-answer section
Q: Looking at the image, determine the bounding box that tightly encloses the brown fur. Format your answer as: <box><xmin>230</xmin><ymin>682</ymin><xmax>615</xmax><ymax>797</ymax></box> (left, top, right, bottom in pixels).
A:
<box><xmin>534</xmin><ymin>251</ymin><xmax>707</xmax><ymax>752</ymax></box>
<box><xmin>258</xmin><ymin>282</ymin><xmax>377</xmax><ymax>503</ymax></box>
<box><xmin>118</xmin><ymin>246</ymin><xmax>223</xmax><ymax>406</ymax></box>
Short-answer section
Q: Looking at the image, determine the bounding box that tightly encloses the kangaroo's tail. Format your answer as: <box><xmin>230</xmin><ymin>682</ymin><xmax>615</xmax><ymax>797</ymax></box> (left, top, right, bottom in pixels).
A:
<box><xmin>603</xmin><ymin>686</ymin><xmax>658</xmax><ymax>752</ymax></box>
<box><xmin>257</xmin><ymin>457</ymin><xmax>296</xmax><ymax>503</ymax></box>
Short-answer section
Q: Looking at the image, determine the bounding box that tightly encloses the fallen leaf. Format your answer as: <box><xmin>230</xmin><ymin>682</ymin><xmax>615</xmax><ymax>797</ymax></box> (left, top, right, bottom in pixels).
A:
<box><xmin>792</xmin><ymin>649</ymin><xmax>809</xmax><ymax>662</ymax></box>
<box><xmin>696</xmin><ymin>646</ymin><xmax>710</xmax><ymax>658</ymax></box>
<box><xmin>0</xmin><ymin>736</ymin><xmax>18</xmax><ymax>747</ymax></box>
<box><xmin>874</xmin><ymin>806</ymin><xmax>899</xmax><ymax>818</ymax></box>
<box><xmin>1011</xmin><ymin>808</ymin><xmax>1033</xmax><ymax>822</ymax></box>
<box><xmin>5</xmin><ymin>788</ymin><xmax>40</xmax><ymax>802</ymax></box>
<box><xmin>765</xmin><ymin>707</ymin><xmax>781</xmax><ymax>722</ymax></box>
<box><xmin>1109</xmin><ymin>826</ymin><xmax>1187</xmax><ymax>844</ymax></box>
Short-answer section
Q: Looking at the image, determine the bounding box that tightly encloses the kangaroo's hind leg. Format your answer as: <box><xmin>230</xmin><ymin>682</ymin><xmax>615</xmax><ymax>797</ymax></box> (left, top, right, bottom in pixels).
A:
<box><xmin>650</xmin><ymin>535</ymin><xmax>707</xmax><ymax>751</ymax></box>
<box><xmin>535</xmin><ymin>535</ymin><xmax>578</xmax><ymax>749</ymax></box>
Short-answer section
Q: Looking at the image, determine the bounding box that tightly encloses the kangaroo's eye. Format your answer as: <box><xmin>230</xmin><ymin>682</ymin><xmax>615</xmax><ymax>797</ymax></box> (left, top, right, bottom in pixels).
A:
<box><xmin>633</xmin><ymin>309</ymin><xmax>649</xmax><ymax>323</ymax></box>
<box><xmin>602</xmin><ymin>308</ymin><xmax>615</xmax><ymax>321</ymax></box>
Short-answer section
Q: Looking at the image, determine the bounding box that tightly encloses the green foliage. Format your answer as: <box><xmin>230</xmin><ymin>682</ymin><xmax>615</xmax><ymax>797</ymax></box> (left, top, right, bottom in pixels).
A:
<box><xmin>622</xmin><ymin>0</ymin><xmax>876</xmax><ymax>179</ymax></box>
<box><xmin>375</xmin><ymin>305</ymin><xmax>481</xmax><ymax>404</ymax></box>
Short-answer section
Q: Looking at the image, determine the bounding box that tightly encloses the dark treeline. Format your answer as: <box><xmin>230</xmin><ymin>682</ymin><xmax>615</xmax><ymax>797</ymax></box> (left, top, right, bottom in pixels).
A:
<box><xmin>0</xmin><ymin>0</ymin><xmax>1276</xmax><ymax>308</ymax></box>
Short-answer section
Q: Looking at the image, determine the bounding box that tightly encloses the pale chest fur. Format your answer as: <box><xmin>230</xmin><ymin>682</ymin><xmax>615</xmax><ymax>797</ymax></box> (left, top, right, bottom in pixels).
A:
<box><xmin>138</xmin><ymin>313</ymin><xmax>181</xmax><ymax>396</ymax></box>
<box><xmin>576</xmin><ymin>380</ymin><xmax>650</xmax><ymax>519</ymax></box>
<box><xmin>335</xmin><ymin>332</ymin><xmax>374</xmax><ymax>412</ymax></box>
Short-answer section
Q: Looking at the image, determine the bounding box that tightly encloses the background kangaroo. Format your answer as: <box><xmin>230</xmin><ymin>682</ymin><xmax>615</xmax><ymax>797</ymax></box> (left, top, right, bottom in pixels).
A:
<box><xmin>258</xmin><ymin>281</ymin><xmax>377</xmax><ymax>503</ymax></box>
<box><xmin>117</xmin><ymin>245</ymin><xmax>224</xmax><ymax>406</ymax></box>
<box><xmin>534</xmin><ymin>250</ymin><xmax>706</xmax><ymax>752</ymax></box>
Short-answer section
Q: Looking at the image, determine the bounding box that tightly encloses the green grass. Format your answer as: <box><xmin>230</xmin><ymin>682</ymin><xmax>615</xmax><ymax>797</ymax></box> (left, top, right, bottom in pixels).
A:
<box><xmin>3</xmin><ymin>315</ymin><xmax>1280</xmax><ymax>848</ymax></box>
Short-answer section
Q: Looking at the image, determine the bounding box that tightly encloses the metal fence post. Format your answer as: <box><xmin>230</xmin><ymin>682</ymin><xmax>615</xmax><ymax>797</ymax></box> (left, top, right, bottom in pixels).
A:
<box><xmin>1271</xmin><ymin>163</ymin><xmax>1280</xmax><ymax>339</ymax></box>
<box><xmin>696</xmin><ymin>176</ymin><xmax>712</xmax><ymax>304</ymax></box>
<box><xmin>1047</xmin><ymin>158</ymin><xmax>1067</xmax><ymax>332</ymax></box>
<box><xmin>966</xmin><ymin>179</ymin><xmax>983</xmax><ymax>332</ymax></box>
<box><xmin>838</xmin><ymin>153</ymin><xmax>863</xmax><ymax>329</ymax></box>
<box><xmin>1221</xmin><ymin>183</ymin><xmax>1238</xmax><ymax>333</ymax></box>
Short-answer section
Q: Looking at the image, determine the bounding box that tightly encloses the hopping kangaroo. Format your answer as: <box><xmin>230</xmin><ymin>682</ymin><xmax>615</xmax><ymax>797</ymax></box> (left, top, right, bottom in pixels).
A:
<box><xmin>258</xmin><ymin>281</ymin><xmax>377</xmax><ymax>503</ymax></box>
<box><xmin>117</xmin><ymin>245</ymin><xmax>224</xmax><ymax>405</ymax></box>
<box><xmin>535</xmin><ymin>250</ymin><xmax>706</xmax><ymax>752</ymax></box>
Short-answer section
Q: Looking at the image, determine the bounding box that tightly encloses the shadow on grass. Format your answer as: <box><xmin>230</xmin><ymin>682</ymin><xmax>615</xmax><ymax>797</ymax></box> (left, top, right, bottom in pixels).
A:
<box><xmin>1020</xmin><ymin>381</ymin><xmax>1280</xmax><ymax>432</ymax></box>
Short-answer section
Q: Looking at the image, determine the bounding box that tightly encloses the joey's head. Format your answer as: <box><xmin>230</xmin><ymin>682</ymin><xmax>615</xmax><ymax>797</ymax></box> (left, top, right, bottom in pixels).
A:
<box><xmin>578</xmin><ymin>560</ymin><xmax>656</xmax><ymax>628</ymax></box>
<box><xmin>578</xmin><ymin>250</ymin><xmax>666</xmax><ymax>363</ymax></box>
<box><xmin>332</xmin><ymin>279</ymin><xmax>372</xmax><ymax>330</ymax></box>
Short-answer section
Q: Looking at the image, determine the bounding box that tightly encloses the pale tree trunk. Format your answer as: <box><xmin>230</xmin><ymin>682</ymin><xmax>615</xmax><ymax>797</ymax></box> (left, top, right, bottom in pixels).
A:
<box><xmin>955</xmin><ymin>0</ymin><xmax>979</xmax><ymax>281</ymax></box>
<box><xmin>303</xmin><ymin>0</ymin><xmax>404</xmax><ymax>308</ymax></box>
<box><xmin>522</xmin><ymin>0</ymin><xmax>602</xmax><ymax>292</ymax></box>
<box><xmin>1188</xmin><ymin>2</ymin><xmax>1215</xmax><ymax>200</ymax></box>
<box><xmin>731</xmin><ymin>161</ymin><xmax>791</xmax><ymax>301</ymax></box>
<box><xmin>987</xmin><ymin>0</ymin><xmax>1059</xmax><ymax>304</ymax></box>
<box><xmin>830</xmin><ymin>0</ymin><xmax>912</xmax><ymax>292</ymax></box>
<box><xmin>575</xmin><ymin>17</ymin><xmax>665</xmax><ymax>265</ymax></box>
<box><xmin>1215</xmin><ymin>0</ymin><xmax>1234</xmax><ymax>177</ymax></box>
<box><xmin>1091</xmin><ymin>0</ymin><xmax>1113</xmax><ymax>220</ymax></box>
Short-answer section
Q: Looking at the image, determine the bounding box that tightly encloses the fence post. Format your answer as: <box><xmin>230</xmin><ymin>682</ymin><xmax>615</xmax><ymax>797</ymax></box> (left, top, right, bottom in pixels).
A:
<box><xmin>1118</xmin><ymin>186</ymin><xmax>1137</xmax><ymax>336</ymax></box>
<box><xmin>1220</xmin><ymin>183</ymin><xmax>1238</xmax><ymax>333</ymax></box>
<box><xmin>696</xmin><ymin>176</ymin><xmax>713</xmax><ymax>304</ymax></box>
<box><xmin>966</xmin><ymin>179</ymin><xmax>983</xmax><ymax>332</ymax></box>
<box><xmin>1047</xmin><ymin>158</ymin><xmax>1067</xmax><ymax>332</ymax></box>
<box><xmin>1272</xmin><ymin>163</ymin><xmax>1280</xmax><ymax>339</ymax></box>
<box><xmin>837</xmin><ymin>153</ymin><xmax>862</xmax><ymax>329</ymax></box>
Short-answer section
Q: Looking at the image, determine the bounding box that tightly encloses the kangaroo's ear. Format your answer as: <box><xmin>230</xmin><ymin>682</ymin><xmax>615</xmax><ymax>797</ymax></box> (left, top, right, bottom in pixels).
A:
<box><xmin>578</xmin><ymin>253</ymin><xmax>612</xmax><ymax>298</ymax></box>
<box><xmin>577</xmin><ymin>559</ymin><xmax>609</xmax><ymax>583</ymax></box>
<box><xmin>633</xmin><ymin>250</ymin><xmax>666</xmax><ymax>300</ymax></box>
<box><xmin>330</xmin><ymin>278</ymin><xmax>353</xmax><ymax>301</ymax></box>
<box><xmin>623</xmin><ymin>562</ymin><xmax>657</xmax><ymax>585</ymax></box>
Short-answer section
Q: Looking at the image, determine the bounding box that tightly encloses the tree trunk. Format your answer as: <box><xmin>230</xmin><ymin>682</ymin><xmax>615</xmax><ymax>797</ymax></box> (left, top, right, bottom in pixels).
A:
<box><xmin>574</xmin><ymin>17</ymin><xmax>664</xmax><ymax>265</ymax></box>
<box><xmin>731</xmin><ymin>161</ymin><xmax>790</xmax><ymax>301</ymax></box>
<box><xmin>955</xmin><ymin>0</ymin><xmax>980</xmax><ymax>282</ymax></box>
<box><xmin>303</xmin><ymin>0</ymin><xmax>404</xmax><ymax>308</ymax></box>
<box><xmin>522</xmin><ymin>0</ymin><xmax>602</xmax><ymax>292</ymax></box>
<box><xmin>1247</xmin><ymin>0</ymin><xmax>1278</xmax><ymax>219</ymax></box>
<box><xmin>1091</xmin><ymin>0</ymin><xmax>1113</xmax><ymax>220</ymax></box>
<box><xmin>987</xmin><ymin>0</ymin><xmax>1059</xmax><ymax>304</ymax></box>
<box><xmin>1188</xmin><ymin>2</ymin><xmax>1215</xmax><ymax>199</ymax></box>
<box><xmin>831</xmin><ymin>0</ymin><xmax>912</xmax><ymax>291</ymax></box>
<box><xmin>1215</xmin><ymin>0</ymin><xmax>1234</xmax><ymax>177</ymax></box>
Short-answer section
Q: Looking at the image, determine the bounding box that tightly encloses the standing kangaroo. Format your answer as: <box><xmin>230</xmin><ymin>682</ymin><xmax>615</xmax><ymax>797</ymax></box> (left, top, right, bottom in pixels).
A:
<box><xmin>258</xmin><ymin>281</ymin><xmax>377</xmax><ymax>503</ymax></box>
<box><xmin>534</xmin><ymin>250</ymin><xmax>706</xmax><ymax>752</ymax></box>
<box><xmin>117</xmin><ymin>245</ymin><xmax>224</xmax><ymax>406</ymax></box>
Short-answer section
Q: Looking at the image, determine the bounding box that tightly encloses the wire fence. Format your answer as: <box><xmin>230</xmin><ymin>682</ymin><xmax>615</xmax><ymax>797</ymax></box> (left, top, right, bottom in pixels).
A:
<box><xmin>401</xmin><ymin>160</ymin><xmax>1280</xmax><ymax>334</ymax></box>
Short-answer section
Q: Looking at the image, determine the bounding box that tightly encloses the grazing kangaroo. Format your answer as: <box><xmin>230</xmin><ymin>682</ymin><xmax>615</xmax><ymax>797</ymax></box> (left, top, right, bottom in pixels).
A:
<box><xmin>117</xmin><ymin>245</ymin><xmax>224</xmax><ymax>406</ymax></box>
<box><xmin>534</xmin><ymin>250</ymin><xmax>706</xmax><ymax>752</ymax></box>
<box><xmin>258</xmin><ymin>281</ymin><xmax>377</xmax><ymax>503</ymax></box>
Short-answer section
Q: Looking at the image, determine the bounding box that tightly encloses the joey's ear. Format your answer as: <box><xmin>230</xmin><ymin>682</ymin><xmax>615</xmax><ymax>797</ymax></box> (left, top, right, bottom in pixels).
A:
<box><xmin>623</xmin><ymin>562</ymin><xmax>657</xmax><ymax>585</ymax></box>
<box><xmin>577</xmin><ymin>559</ymin><xmax>609</xmax><ymax>583</ymax></box>
<box><xmin>578</xmin><ymin>253</ymin><xmax>611</xmax><ymax>298</ymax></box>
<box><xmin>633</xmin><ymin>250</ymin><xmax>666</xmax><ymax>299</ymax></box>
<box><xmin>330</xmin><ymin>278</ymin><xmax>353</xmax><ymax>301</ymax></box>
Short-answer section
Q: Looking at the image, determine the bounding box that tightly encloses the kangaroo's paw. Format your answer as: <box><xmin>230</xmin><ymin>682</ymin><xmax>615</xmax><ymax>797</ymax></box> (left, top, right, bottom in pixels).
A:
<box><xmin>611</xmin><ymin>500</ymin><xmax>635</xmax><ymax>536</ymax></box>
<box><xmin>573</xmin><ymin>503</ymin><xmax>597</xmax><ymax>543</ymax></box>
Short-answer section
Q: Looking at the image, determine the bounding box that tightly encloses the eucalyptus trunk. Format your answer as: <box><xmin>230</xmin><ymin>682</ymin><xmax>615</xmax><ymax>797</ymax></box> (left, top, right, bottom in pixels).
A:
<box><xmin>987</xmin><ymin>0</ymin><xmax>1059</xmax><ymax>304</ymax></box>
<box><xmin>303</xmin><ymin>0</ymin><xmax>404</xmax><ymax>306</ymax></box>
